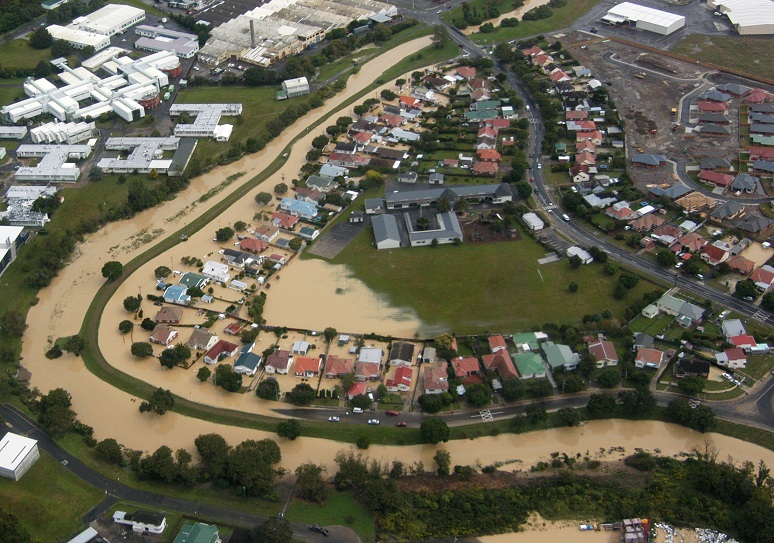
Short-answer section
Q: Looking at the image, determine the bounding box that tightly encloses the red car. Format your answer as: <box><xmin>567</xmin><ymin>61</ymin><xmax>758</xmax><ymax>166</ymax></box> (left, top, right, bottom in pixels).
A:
<box><xmin>385</xmin><ymin>410</ymin><xmax>399</xmax><ymax>416</ymax></box>
<box><xmin>395</xmin><ymin>422</ymin><xmax>407</xmax><ymax>427</ymax></box>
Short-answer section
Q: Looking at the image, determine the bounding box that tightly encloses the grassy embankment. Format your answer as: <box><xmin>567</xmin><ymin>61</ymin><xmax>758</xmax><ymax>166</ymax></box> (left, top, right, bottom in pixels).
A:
<box><xmin>0</xmin><ymin>449</ymin><xmax>103</xmax><ymax>541</ymax></box>
<box><xmin>671</xmin><ymin>35</ymin><xmax>774</xmax><ymax>81</ymax></box>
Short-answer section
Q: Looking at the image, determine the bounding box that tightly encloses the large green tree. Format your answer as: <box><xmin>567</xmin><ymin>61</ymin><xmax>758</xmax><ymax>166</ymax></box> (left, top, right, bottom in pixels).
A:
<box><xmin>420</xmin><ymin>418</ymin><xmax>449</xmax><ymax>444</ymax></box>
<box><xmin>101</xmin><ymin>260</ymin><xmax>123</xmax><ymax>281</ymax></box>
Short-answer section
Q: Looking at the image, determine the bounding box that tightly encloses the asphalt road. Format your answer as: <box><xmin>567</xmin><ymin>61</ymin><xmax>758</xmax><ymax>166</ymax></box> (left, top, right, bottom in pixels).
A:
<box><xmin>0</xmin><ymin>404</ymin><xmax>358</xmax><ymax>543</ymax></box>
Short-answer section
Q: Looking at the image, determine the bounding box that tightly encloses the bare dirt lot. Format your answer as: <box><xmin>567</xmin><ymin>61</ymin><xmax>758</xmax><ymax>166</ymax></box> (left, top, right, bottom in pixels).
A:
<box><xmin>460</xmin><ymin>214</ymin><xmax>522</xmax><ymax>244</ymax></box>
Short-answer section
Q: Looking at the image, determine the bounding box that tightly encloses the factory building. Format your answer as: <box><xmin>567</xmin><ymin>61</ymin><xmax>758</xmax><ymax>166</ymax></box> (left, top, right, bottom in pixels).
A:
<box><xmin>602</xmin><ymin>2</ymin><xmax>686</xmax><ymax>35</ymax></box>
<box><xmin>709</xmin><ymin>0</ymin><xmax>774</xmax><ymax>35</ymax></box>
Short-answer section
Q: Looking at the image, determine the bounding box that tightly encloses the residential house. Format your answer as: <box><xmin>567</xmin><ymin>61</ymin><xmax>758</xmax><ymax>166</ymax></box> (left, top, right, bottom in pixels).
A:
<box><xmin>223</xmin><ymin>321</ymin><xmax>244</xmax><ymax>336</ymax></box>
<box><xmin>389</xmin><ymin>342</ymin><xmax>415</xmax><ymax>366</ymax></box>
<box><xmin>737</xmin><ymin>215</ymin><xmax>774</xmax><ymax>235</ymax></box>
<box><xmin>279</xmin><ymin>198</ymin><xmax>317</xmax><ymax>220</ymax></box>
<box><xmin>149</xmin><ymin>325</ymin><xmax>177</xmax><ymax>346</ymax></box>
<box><xmin>472</xmin><ymin>161</ymin><xmax>499</xmax><ymax>176</ymax></box>
<box><xmin>678</xmin><ymin>232</ymin><xmax>706</xmax><ymax>253</ymax></box>
<box><xmin>239</xmin><ymin>238</ymin><xmax>268</xmax><ymax>255</ymax></box>
<box><xmin>186</xmin><ymin>328</ymin><xmax>218</xmax><ymax>351</ymax></box>
<box><xmin>477</xmin><ymin>149</ymin><xmax>501</xmax><ymax>162</ymax></box>
<box><xmin>571</xmin><ymin>165</ymin><xmax>590</xmax><ymax>184</ymax></box>
<box><xmin>730</xmin><ymin>173</ymin><xmax>765</xmax><ymax>195</ymax></box>
<box><xmin>605</xmin><ymin>202</ymin><xmax>636</xmax><ymax>221</ymax></box>
<box><xmin>482</xmin><ymin>352</ymin><xmax>519</xmax><ymax>380</ymax></box>
<box><xmin>549</xmin><ymin>68</ymin><xmax>570</xmax><ymax>83</ymax></box>
<box><xmin>721</xmin><ymin>319</ymin><xmax>746</xmax><ymax>339</ymax></box>
<box><xmin>711</xmin><ymin>200</ymin><xmax>745</xmax><ymax>222</ymax></box>
<box><xmin>635</xmin><ymin>347</ymin><xmax>664</xmax><ymax>369</ymax></box>
<box><xmin>632</xmin><ymin>154</ymin><xmax>667</xmax><ymax>168</ymax></box>
<box><xmin>576</xmin><ymin>130</ymin><xmax>603</xmax><ymax>145</ymax></box>
<box><xmin>306</xmin><ymin>175</ymin><xmax>339</xmax><ymax>192</ymax></box>
<box><xmin>324</xmin><ymin>355</ymin><xmax>353</xmax><ymax>379</ymax></box>
<box><xmin>751</xmin><ymin>265</ymin><xmax>774</xmax><ymax>291</ymax></box>
<box><xmin>264</xmin><ymin>349</ymin><xmax>292</xmax><ymax>374</ymax></box>
<box><xmin>512</xmin><ymin>352</ymin><xmax>546</xmax><ymax>379</ymax></box>
<box><xmin>745</xmin><ymin>88</ymin><xmax>774</xmax><ymax>103</ymax></box>
<box><xmin>730</xmin><ymin>334</ymin><xmax>757</xmax><ymax>351</ymax></box>
<box><xmin>201</xmin><ymin>261</ymin><xmax>230</xmax><ymax>283</ymax></box>
<box><xmin>255</xmin><ymin>225</ymin><xmax>279</xmax><ymax>243</ymax></box>
<box><xmin>715</xmin><ymin>347</ymin><xmax>747</xmax><ymax>369</ymax></box>
<box><xmin>222</xmin><ymin>249</ymin><xmax>253</xmax><ymax>268</ymax></box>
<box><xmin>456</xmin><ymin>66</ymin><xmax>476</xmax><ymax>80</ymax></box>
<box><xmin>358</xmin><ymin>347</ymin><xmax>382</xmax><ymax>365</ymax></box>
<box><xmin>633</xmin><ymin>333</ymin><xmax>655</xmax><ymax>351</ymax></box>
<box><xmin>424</xmin><ymin>365</ymin><xmax>449</xmax><ymax>395</ymax></box>
<box><xmin>542</xmin><ymin>341</ymin><xmax>579</xmax><ymax>371</ymax></box>
<box><xmin>294</xmin><ymin>357</ymin><xmax>321</xmax><ymax>377</ymax></box>
<box><xmin>295</xmin><ymin>186</ymin><xmax>324</xmax><ymax>205</ymax></box>
<box><xmin>398</xmin><ymin>172</ymin><xmax>418</xmax><ymax>184</ymax></box>
<box><xmin>702</xmin><ymin>243</ymin><xmax>729</xmax><ymax>266</ymax></box>
<box><xmin>488</xmin><ymin>335</ymin><xmax>508</xmax><ymax>353</ymax></box>
<box><xmin>587</xmin><ymin>338</ymin><xmax>619</xmax><ymax>368</ymax></box>
<box><xmin>699</xmin><ymin>170</ymin><xmax>733</xmax><ymax>187</ymax></box>
<box><xmin>629</xmin><ymin>214</ymin><xmax>664</xmax><ymax>232</ymax></box>
<box><xmin>749</xmin><ymin>147</ymin><xmax>774</xmax><ymax>161</ymax></box>
<box><xmin>172</xmin><ymin>522</ymin><xmax>221</xmax><ymax>543</ymax></box>
<box><xmin>155</xmin><ymin>306</ymin><xmax>183</xmax><ymax>324</ymax></box>
<box><xmin>347</xmin><ymin>381</ymin><xmax>368</xmax><ymax>400</ymax></box>
<box><xmin>452</xmin><ymin>356</ymin><xmax>480</xmax><ymax>378</ymax></box>
<box><xmin>298</xmin><ymin>226</ymin><xmax>319</xmax><ymax>240</ymax></box>
<box><xmin>271</xmin><ymin>212</ymin><xmax>299</xmax><ymax>230</ymax></box>
<box><xmin>471</xmin><ymin>88</ymin><xmax>492</xmax><ymax>102</ymax></box>
<box><xmin>354</xmin><ymin>361</ymin><xmax>380</xmax><ymax>381</ymax></box>
<box><xmin>203</xmin><ymin>340</ymin><xmax>238</xmax><ymax>365</ymax></box>
<box><xmin>674</xmin><ymin>358</ymin><xmax>710</xmax><ymax>379</ymax></box>
<box><xmin>568</xmin><ymin>120</ymin><xmax>597</xmax><ymax>132</ymax></box>
<box><xmin>577</xmin><ymin>140</ymin><xmax>596</xmax><ymax>154</ymax></box>
<box><xmin>233</xmin><ymin>344</ymin><xmax>261</xmax><ymax>376</ymax></box>
<box><xmin>292</xmin><ymin>341</ymin><xmax>310</xmax><ymax>355</ymax></box>
<box><xmin>576</xmin><ymin>151</ymin><xmax>596</xmax><ymax>167</ymax></box>
<box><xmin>386</xmin><ymin>366</ymin><xmax>413</xmax><ymax>392</ymax></box>
<box><xmin>699</xmin><ymin>100</ymin><xmax>728</xmax><ymax>113</ymax></box>
<box><xmin>163</xmin><ymin>285</ymin><xmax>191</xmax><ymax>305</ymax></box>
<box><xmin>178</xmin><ymin>272</ymin><xmax>208</xmax><ymax>290</ymax></box>
<box><xmin>700</xmin><ymin>157</ymin><xmax>733</xmax><ymax>170</ymax></box>
<box><xmin>421</xmin><ymin>347</ymin><xmax>436</xmax><ymax>363</ymax></box>
<box><xmin>726</xmin><ymin>254</ymin><xmax>755</xmax><ymax>275</ymax></box>
<box><xmin>699</xmin><ymin>124</ymin><xmax>731</xmax><ymax>136</ymax></box>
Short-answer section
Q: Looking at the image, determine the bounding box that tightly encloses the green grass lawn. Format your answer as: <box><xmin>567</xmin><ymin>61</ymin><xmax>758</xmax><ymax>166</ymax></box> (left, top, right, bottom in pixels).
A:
<box><xmin>743</xmin><ymin>354</ymin><xmax>774</xmax><ymax>381</ymax></box>
<box><xmin>286</xmin><ymin>491</ymin><xmax>376</xmax><ymax>543</ymax></box>
<box><xmin>671</xmin><ymin>35</ymin><xmax>774</xmax><ymax>80</ymax></box>
<box><xmin>327</xmin><ymin>224</ymin><xmax>661</xmax><ymax>334</ymax></box>
<box><xmin>469</xmin><ymin>0</ymin><xmax>604</xmax><ymax>45</ymax></box>
<box><xmin>0</xmin><ymin>39</ymin><xmax>52</xmax><ymax>70</ymax></box>
<box><xmin>0</xmin><ymin>78</ymin><xmax>27</xmax><ymax>105</ymax></box>
<box><xmin>0</xmin><ymin>449</ymin><xmax>103</xmax><ymax>541</ymax></box>
<box><xmin>628</xmin><ymin>313</ymin><xmax>674</xmax><ymax>335</ymax></box>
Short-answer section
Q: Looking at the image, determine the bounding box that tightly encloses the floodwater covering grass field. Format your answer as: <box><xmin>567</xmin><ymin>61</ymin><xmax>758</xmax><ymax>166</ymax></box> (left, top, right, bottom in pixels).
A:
<box><xmin>329</xmin><ymin>223</ymin><xmax>662</xmax><ymax>334</ymax></box>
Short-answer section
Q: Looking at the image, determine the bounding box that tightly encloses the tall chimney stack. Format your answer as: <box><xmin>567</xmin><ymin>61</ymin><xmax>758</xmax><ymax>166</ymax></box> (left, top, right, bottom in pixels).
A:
<box><xmin>250</xmin><ymin>20</ymin><xmax>256</xmax><ymax>47</ymax></box>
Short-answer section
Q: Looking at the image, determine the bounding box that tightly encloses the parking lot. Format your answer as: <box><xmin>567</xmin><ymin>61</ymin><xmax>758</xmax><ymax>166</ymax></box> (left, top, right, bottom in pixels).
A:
<box><xmin>306</xmin><ymin>220</ymin><xmax>367</xmax><ymax>259</ymax></box>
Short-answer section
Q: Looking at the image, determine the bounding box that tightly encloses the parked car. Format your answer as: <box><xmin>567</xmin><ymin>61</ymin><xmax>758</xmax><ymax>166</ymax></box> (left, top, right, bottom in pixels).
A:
<box><xmin>367</xmin><ymin>419</ymin><xmax>380</xmax><ymax>425</ymax></box>
<box><xmin>395</xmin><ymin>422</ymin><xmax>407</xmax><ymax>427</ymax></box>
<box><xmin>385</xmin><ymin>410</ymin><xmax>399</xmax><ymax>416</ymax></box>
<box><xmin>309</xmin><ymin>525</ymin><xmax>329</xmax><ymax>536</ymax></box>
<box><xmin>328</xmin><ymin>416</ymin><xmax>340</xmax><ymax>422</ymax></box>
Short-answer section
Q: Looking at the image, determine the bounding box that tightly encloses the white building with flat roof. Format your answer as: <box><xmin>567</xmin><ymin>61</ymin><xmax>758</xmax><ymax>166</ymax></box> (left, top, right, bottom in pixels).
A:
<box><xmin>0</xmin><ymin>126</ymin><xmax>28</xmax><ymax>139</ymax></box>
<box><xmin>0</xmin><ymin>226</ymin><xmax>26</xmax><ymax>276</ymax></box>
<box><xmin>603</xmin><ymin>2</ymin><xmax>685</xmax><ymax>35</ymax></box>
<box><xmin>97</xmin><ymin>136</ymin><xmax>197</xmax><ymax>176</ymax></box>
<box><xmin>170</xmin><ymin>103</ymin><xmax>242</xmax><ymax>141</ymax></box>
<box><xmin>0</xmin><ymin>433</ymin><xmax>40</xmax><ymax>481</ymax></box>
<box><xmin>31</xmin><ymin>120</ymin><xmax>96</xmax><ymax>144</ymax></box>
<box><xmin>134</xmin><ymin>25</ymin><xmax>200</xmax><ymax>58</ymax></box>
<box><xmin>0</xmin><ymin>185</ymin><xmax>56</xmax><ymax>227</ymax></box>
<box><xmin>709</xmin><ymin>0</ymin><xmax>774</xmax><ymax>35</ymax></box>
<box><xmin>282</xmin><ymin>77</ymin><xmax>310</xmax><ymax>97</ymax></box>
<box><xmin>46</xmin><ymin>24</ymin><xmax>112</xmax><ymax>51</ymax></box>
<box><xmin>70</xmin><ymin>4</ymin><xmax>146</xmax><ymax>36</ymax></box>
<box><xmin>16</xmin><ymin>143</ymin><xmax>93</xmax><ymax>182</ymax></box>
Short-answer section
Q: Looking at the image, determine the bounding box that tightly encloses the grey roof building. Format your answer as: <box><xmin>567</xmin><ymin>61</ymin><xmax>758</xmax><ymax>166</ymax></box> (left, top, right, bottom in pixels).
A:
<box><xmin>700</xmin><ymin>157</ymin><xmax>732</xmax><ymax>170</ymax></box>
<box><xmin>737</xmin><ymin>215</ymin><xmax>774</xmax><ymax>234</ymax></box>
<box><xmin>632</xmin><ymin>153</ymin><xmax>667</xmax><ymax>166</ymax></box>
<box><xmin>372</xmin><ymin>214</ymin><xmax>401</xmax><ymax>250</ymax></box>
<box><xmin>752</xmin><ymin>160</ymin><xmax>774</xmax><ymax>173</ymax></box>
<box><xmin>384</xmin><ymin>184</ymin><xmax>512</xmax><ymax>209</ymax></box>
<box><xmin>711</xmin><ymin>200</ymin><xmax>745</xmax><ymax>221</ymax></box>
<box><xmin>715</xmin><ymin>83</ymin><xmax>752</xmax><ymax>96</ymax></box>
<box><xmin>731</xmin><ymin>173</ymin><xmax>765</xmax><ymax>195</ymax></box>
<box><xmin>649</xmin><ymin>184</ymin><xmax>691</xmax><ymax>199</ymax></box>
<box><xmin>405</xmin><ymin>211</ymin><xmax>463</xmax><ymax>247</ymax></box>
<box><xmin>698</xmin><ymin>89</ymin><xmax>731</xmax><ymax>102</ymax></box>
<box><xmin>699</xmin><ymin>123</ymin><xmax>731</xmax><ymax>135</ymax></box>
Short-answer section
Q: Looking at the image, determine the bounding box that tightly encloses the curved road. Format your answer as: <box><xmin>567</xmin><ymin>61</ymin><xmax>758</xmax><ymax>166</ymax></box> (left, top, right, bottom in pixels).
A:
<box><xmin>0</xmin><ymin>404</ymin><xmax>358</xmax><ymax>543</ymax></box>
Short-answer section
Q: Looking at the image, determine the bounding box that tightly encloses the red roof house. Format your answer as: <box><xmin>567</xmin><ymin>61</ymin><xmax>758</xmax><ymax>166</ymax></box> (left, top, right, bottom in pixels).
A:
<box><xmin>566</xmin><ymin>110</ymin><xmax>588</xmax><ymax>121</ymax></box>
<box><xmin>324</xmin><ymin>355</ymin><xmax>353</xmax><ymax>379</ymax></box>
<box><xmin>456</xmin><ymin>66</ymin><xmax>476</xmax><ymax>79</ymax></box>
<box><xmin>575</xmin><ymin>151</ymin><xmax>596</xmax><ymax>166</ymax></box>
<box><xmin>698</xmin><ymin>169</ymin><xmax>733</xmax><ymax>187</ymax></box>
<box><xmin>488</xmin><ymin>335</ymin><xmax>508</xmax><ymax>353</ymax></box>
<box><xmin>482</xmin><ymin>352</ymin><xmax>519</xmax><ymax>380</ymax></box>
<box><xmin>240</xmin><ymin>238</ymin><xmax>268</xmax><ymax>254</ymax></box>
<box><xmin>386</xmin><ymin>366</ymin><xmax>413</xmax><ymax>392</ymax></box>
<box><xmin>452</xmin><ymin>356</ymin><xmax>480</xmax><ymax>377</ymax></box>
<box><xmin>473</xmin><ymin>162</ymin><xmax>499</xmax><ymax>176</ymax></box>
<box><xmin>635</xmin><ymin>347</ymin><xmax>664</xmax><ymax>369</ymax></box>
<box><xmin>347</xmin><ymin>381</ymin><xmax>368</xmax><ymax>400</ymax></box>
<box><xmin>294</xmin><ymin>356</ymin><xmax>321</xmax><ymax>377</ymax></box>
<box><xmin>744</xmin><ymin>89</ymin><xmax>774</xmax><ymax>104</ymax></box>
<box><xmin>587</xmin><ymin>339</ymin><xmax>619</xmax><ymax>368</ymax></box>
<box><xmin>701</xmin><ymin>244</ymin><xmax>729</xmax><ymax>266</ymax></box>
<box><xmin>477</xmin><ymin>149</ymin><xmax>501</xmax><ymax>162</ymax></box>
<box><xmin>204</xmin><ymin>340</ymin><xmax>239</xmax><ymax>365</ymax></box>
<box><xmin>699</xmin><ymin>100</ymin><xmax>728</xmax><ymax>112</ymax></box>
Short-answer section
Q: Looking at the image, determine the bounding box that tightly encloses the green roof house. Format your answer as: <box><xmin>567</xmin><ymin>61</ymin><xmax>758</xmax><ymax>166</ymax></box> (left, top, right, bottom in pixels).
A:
<box><xmin>464</xmin><ymin>110</ymin><xmax>498</xmax><ymax>122</ymax></box>
<box><xmin>511</xmin><ymin>332</ymin><xmax>548</xmax><ymax>352</ymax></box>
<box><xmin>541</xmin><ymin>341</ymin><xmax>579</xmax><ymax>371</ymax></box>
<box><xmin>554</xmin><ymin>142</ymin><xmax>568</xmax><ymax>153</ymax></box>
<box><xmin>513</xmin><ymin>352</ymin><xmax>546</xmax><ymax>379</ymax></box>
<box><xmin>179</xmin><ymin>272</ymin><xmax>209</xmax><ymax>290</ymax></box>
<box><xmin>173</xmin><ymin>522</ymin><xmax>220</xmax><ymax>543</ymax></box>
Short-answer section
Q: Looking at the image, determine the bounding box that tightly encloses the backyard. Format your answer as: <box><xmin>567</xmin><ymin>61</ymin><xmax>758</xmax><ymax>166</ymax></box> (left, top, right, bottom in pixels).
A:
<box><xmin>328</xmin><ymin>222</ymin><xmax>662</xmax><ymax>334</ymax></box>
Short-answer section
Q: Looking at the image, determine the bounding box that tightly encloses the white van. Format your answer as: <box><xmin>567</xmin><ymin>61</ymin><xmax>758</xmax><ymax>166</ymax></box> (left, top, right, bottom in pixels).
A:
<box><xmin>353</xmin><ymin>407</ymin><xmax>363</xmax><ymax>414</ymax></box>
<box><xmin>562</xmin><ymin>214</ymin><xmax>570</xmax><ymax>222</ymax></box>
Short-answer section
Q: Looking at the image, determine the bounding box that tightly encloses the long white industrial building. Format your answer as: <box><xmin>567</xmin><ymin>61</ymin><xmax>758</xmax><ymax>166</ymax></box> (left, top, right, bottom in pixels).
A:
<box><xmin>602</xmin><ymin>2</ymin><xmax>686</xmax><ymax>35</ymax></box>
<box><xmin>709</xmin><ymin>0</ymin><xmax>774</xmax><ymax>35</ymax></box>
<box><xmin>46</xmin><ymin>4</ymin><xmax>145</xmax><ymax>52</ymax></box>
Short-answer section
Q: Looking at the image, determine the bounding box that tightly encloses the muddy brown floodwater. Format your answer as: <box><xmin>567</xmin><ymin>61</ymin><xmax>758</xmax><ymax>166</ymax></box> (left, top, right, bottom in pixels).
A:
<box><xmin>462</xmin><ymin>0</ymin><xmax>551</xmax><ymax>36</ymax></box>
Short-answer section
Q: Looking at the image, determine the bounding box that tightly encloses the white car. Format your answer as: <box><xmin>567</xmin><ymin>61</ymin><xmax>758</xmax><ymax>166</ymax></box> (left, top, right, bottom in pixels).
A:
<box><xmin>537</xmin><ymin>163</ymin><xmax>542</xmax><ymax>170</ymax></box>
<box><xmin>328</xmin><ymin>416</ymin><xmax>340</xmax><ymax>422</ymax></box>
<box><xmin>367</xmin><ymin>419</ymin><xmax>380</xmax><ymax>425</ymax></box>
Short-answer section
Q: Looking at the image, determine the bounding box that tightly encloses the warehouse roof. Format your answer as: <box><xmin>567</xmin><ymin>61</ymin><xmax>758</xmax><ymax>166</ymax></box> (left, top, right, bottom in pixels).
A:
<box><xmin>606</xmin><ymin>2</ymin><xmax>685</xmax><ymax>27</ymax></box>
<box><xmin>712</xmin><ymin>0</ymin><xmax>774</xmax><ymax>32</ymax></box>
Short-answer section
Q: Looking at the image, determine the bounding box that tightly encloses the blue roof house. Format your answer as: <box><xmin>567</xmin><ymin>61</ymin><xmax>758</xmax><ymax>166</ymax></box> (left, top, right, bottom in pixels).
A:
<box><xmin>163</xmin><ymin>285</ymin><xmax>191</xmax><ymax>305</ymax></box>
<box><xmin>280</xmin><ymin>198</ymin><xmax>318</xmax><ymax>220</ymax></box>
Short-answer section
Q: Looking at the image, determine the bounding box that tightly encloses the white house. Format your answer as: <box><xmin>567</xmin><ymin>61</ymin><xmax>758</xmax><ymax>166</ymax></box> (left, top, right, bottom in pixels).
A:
<box><xmin>0</xmin><ymin>433</ymin><xmax>39</xmax><ymax>481</ymax></box>
<box><xmin>201</xmin><ymin>260</ymin><xmax>230</xmax><ymax>283</ymax></box>
<box><xmin>113</xmin><ymin>511</ymin><xmax>167</xmax><ymax>534</ymax></box>
<box><xmin>522</xmin><ymin>212</ymin><xmax>544</xmax><ymax>231</ymax></box>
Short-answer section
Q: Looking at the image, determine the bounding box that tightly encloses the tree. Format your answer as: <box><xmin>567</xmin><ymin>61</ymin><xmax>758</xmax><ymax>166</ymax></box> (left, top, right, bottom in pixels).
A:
<box><xmin>678</xmin><ymin>375</ymin><xmax>705</xmax><ymax>396</ymax></box>
<box><xmin>323</xmin><ymin>327</ymin><xmax>337</xmax><ymax>344</ymax></box>
<box><xmin>436</xmin><ymin>196</ymin><xmax>451</xmax><ymax>212</ymax></box>
<box><xmin>0</xmin><ymin>509</ymin><xmax>31</xmax><ymax>543</ymax></box>
<box><xmin>515</xmin><ymin>181</ymin><xmax>532</xmax><ymax>199</ymax></box>
<box><xmin>274</xmin><ymin>183</ymin><xmax>288</xmax><ymax>195</ymax></box>
<box><xmin>101</xmin><ymin>260</ymin><xmax>123</xmax><ymax>282</ymax></box>
<box><xmin>586</xmin><ymin>393</ymin><xmax>617</xmax><ymax>419</ymax></box>
<box><xmin>434</xmin><ymin>333</ymin><xmax>457</xmax><ymax>360</ymax></box>
<box><xmin>597</xmin><ymin>368</ymin><xmax>622</xmax><ymax>388</ymax></box>
<box><xmin>657</xmin><ymin>250</ymin><xmax>677</xmax><ymax>267</ymax></box>
<box><xmin>139</xmin><ymin>388</ymin><xmax>175</xmax><ymax>415</ymax></box>
<box><xmin>252</xmin><ymin>516</ymin><xmax>293</xmax><ymax>543</ymax></box>
<box><xmin>197</xmin><ymin>366</ymin><xmax>211</xmax><ymax>382</ymax></box>
<box><xmin>433</xmin><ymin>449</ymin><xmax>451</xmax><ymax>476</ymax></box>
<box><xmin>568</xmin><ymin>282</ymin><xmax>579</xmax><ymax>293</ymax></box>
<box><xmin>29</xmin><ymin>27</ymin><xmax>53</xmax><ymax>49</ymax></box>
<box><xmin>558</xmin><ymin>374</ymin><xmax>585</xmax><ymax>393</ymax></box>
<box><xmin>356</xmin><ymin>435</ymin><xmax>370</xmax><ymax>449</ymax></box>
<box><xmin>569</xmin><ymin>255</ymin><xmax>583</xmax><ymax>269</ymax></box>
<box><xmin>37</xmin><ymin>388</ymin><xmax>76</xmax><ymax>436</ymax></box>
<box><xmin>295</xmin><ymin>463</ymin><xmax>327</xmax><ymax>503</ymax></box>
<box><xmin>735</xmin><ymin>279</ymin><xmax>758</xmax><ymax>300</ymax></box>
<box><xmin>255</xmin><ymin>192</ymin><xmax>273</xmax><ymax>205</ymax></box>
<box><xmin>140</xmin><ymin>318</ymin><xmax>156</xmax><ymax>331</ymax></box>
<box><xmin>619</xmin><ymin>272</ymin><xmax>640</xmax><ymax>289</ymax></box>
<box><xmin>325</xmin><ymin>125</ymin><xmax>341</xmax><ymax>138</ymax></box>
<box><xmin>501</xmin><ymin>379</ymin><xmax>524</xmax><ymax>401</ymax></box>
<box><xmin>154</xmin><ymin>266</ymin><xmax>172</xmax><ymax>279</ymax></box>
<box><xmin>420</xmin><ymin>418</ymin><xmax>449</xmax><ymax>444</ymax></box>
<box><xmin>195</xmin><ymin>433</ymin><xmax>231</xmax><ymax>479</ymax></box>
<box><xmin>227</xmin><ymin>439</ymin><xmax>280</xmax><ymax>496</ymax></box>
<box><xmin>420</xmin><ymin>394</ymin><xmax>443</xmax><ymax>413</ymax></box>
<box><xmin>61</xmin><ymin>335</ymin><xmax>85</xmax><ymax>356</ymax></box>
<box><xmin>0</xmin><ymin>310</ymin><xmax>27</xmax><ymax>337</ymax></box>
<box><xmin>131</xmin><ymin>342</ymin><xmax>154</xmax><ymax>358</ymax></box>
<box><xmin>215</xmin><ymin>364</ymin><xmax>243</xmax><ymax>392</ymax></box>
<box><xmin>350</xmin><ymin>394</ymin><xmax>372</xmax><ymax>410</ymax></box>
<box><xmin>604</xmin><ymin>261</ymin><xmax>619</xmax><ymax>275</ymax></box>
<box><xmin>288</xmin><ymin>238</ymin><xmax>302</xmax><ymax>252</ymax></box>
<box><xmin>618</xmin><ymin>388</ymin><xmax>656</xmax><ymax>417</ymax></box>
<box><xmin>95</xmin><ymin>438</ymin><xmax>123</xmax><ymax>466</ymax></box>
<box><xmin>50</xmin><ymin>39</ymin><xmax>72</xmax><ymax>59</ymax></box>
<box><xmin>465</xmin><ymin>383</ymin><xmax>492</xmax><ymax>407</ymax></box>
<box><xmin>159</xmin><ymin>344</ymin><xmax>191</xmax><ymax>368</ymax></box>
<box><xmin>526</xmin><ymin>403</ymin><xmax>547</xmax><ymax>425</ymax></box>
<box><xmin>276</xmin><ymin>419</ymin><xmax>301</xmax><ymax>440</ymax></box>
<box><xmin>558</xmin><ymin>407</ymin><xmax>583</xmax><ymax>427</ymax></box>
<box><xmin>311</xmin><ymin>135</ymin><xmax>329</xmax><ymax>149</ymax></box>
<box><xmin>123</xmin><ymin>296</ymin><xmax>141</xmax><ymax>312</ymax></box>
<box><xmin>287</xmin><ymin>383</ymin><xmax>315</xmax><ymax>405</ymax></box>
<box><xmin>215</xmin><ymin>226</ymin><xmax>235</xmax><ymax>242</ymax></box>
<box><xmin>380</xmin><ymin>89</ymin><xmax>397</xmax><ymax>101</ymax></box>
<box><xmin>762</xmin><ymin>292</ymin><xmax>774</xmax><ymax>312</ymax></box>
<box><xmin>395</xmin><ymin>78</ymin><xmax>406</xmax><ymax>88</ymax></box>
<box><xmin>256</xmin><ymin>379</ymin><xmax>280</xmax><ymax>400</ymax></box>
